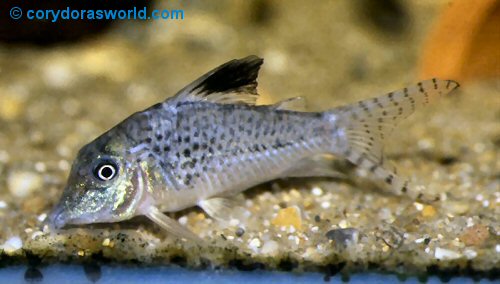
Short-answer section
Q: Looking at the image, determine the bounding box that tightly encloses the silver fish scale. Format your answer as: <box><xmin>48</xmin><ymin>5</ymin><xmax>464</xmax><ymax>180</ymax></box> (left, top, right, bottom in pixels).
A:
<box><xmin>154</xmin><ymin>101</ymin><xmax>325</xmax><ymax>197</ymax></box>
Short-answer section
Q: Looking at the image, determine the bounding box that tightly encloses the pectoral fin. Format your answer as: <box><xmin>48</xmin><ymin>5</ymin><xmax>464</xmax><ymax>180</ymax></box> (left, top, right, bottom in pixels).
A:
<box><xmin>144</xmin><ymin>206</ymin><xmax>203</xmax><ymax>243</ymax></box>
<box><xmin>198</xmin><ymin>197</ymin><xmax>245</xmax><ymax>225</ymax></box>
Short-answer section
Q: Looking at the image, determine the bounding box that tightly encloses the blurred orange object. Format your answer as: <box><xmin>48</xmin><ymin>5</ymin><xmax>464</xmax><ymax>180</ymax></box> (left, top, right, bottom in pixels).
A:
<box><xmin>419</xmin><ymin>0</ymin><xmax>500</xmax><ymax>82</ymax></box>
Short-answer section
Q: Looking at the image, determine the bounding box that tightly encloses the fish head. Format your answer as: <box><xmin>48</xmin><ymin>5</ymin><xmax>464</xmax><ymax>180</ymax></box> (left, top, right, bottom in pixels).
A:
<box><xmin>49</xmin><ymin>130</ymin><xmax>147</xmax><ymax>229</ymax></box>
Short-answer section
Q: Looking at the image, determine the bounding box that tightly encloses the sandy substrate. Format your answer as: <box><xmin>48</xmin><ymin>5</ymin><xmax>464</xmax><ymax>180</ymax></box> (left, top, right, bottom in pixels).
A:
<box><xmin>0</xmin><ymin>0</ymin><xmax>498</xmax><ymax>277</ymax></box>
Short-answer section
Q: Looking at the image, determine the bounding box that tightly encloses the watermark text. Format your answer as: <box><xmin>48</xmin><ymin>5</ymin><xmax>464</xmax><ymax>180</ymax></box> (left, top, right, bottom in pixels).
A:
<box><xmin>10</xmin><ymin>6</ymin><xmax>185</xmax><ymax>22</ymax></box>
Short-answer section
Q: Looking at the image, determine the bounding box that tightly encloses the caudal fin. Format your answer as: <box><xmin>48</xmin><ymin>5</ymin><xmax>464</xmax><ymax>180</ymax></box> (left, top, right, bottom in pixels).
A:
<box><xmin>330</xmin><ymin>79</ymin><xmax>459</xmax><ymax>199</ymax></box>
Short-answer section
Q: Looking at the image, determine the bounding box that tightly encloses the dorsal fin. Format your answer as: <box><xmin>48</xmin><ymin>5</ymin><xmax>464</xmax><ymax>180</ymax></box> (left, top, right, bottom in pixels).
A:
<box><xmin>171</xmin><ymin>55</ymin><xmax>264</xmax><ymax>105</ymax></box>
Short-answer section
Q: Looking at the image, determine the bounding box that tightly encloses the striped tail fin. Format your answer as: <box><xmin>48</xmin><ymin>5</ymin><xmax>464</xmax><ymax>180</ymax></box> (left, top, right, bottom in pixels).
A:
<box><xmin>329</xmin><ymin>79</ymin><xmax>459</xmax><ymax>200</ymax></box>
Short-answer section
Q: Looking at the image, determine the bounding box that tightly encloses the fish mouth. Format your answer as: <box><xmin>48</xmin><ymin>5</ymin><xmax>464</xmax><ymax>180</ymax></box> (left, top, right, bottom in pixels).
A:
<box><xmin>49</xmin><ymin>205</ymin><xmax>94</xmax><ymax>229</ymax></box>
<box><xmin>48</xmin><ymin>204</ymin><xmax>69</xmax><ymax>230</ymax></box>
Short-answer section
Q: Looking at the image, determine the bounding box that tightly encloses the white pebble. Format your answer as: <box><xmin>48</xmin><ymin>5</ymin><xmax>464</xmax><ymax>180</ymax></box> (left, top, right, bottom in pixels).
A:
<box><xmin>311</xmin><ymin>226</ymin><xmax>319</xmax><ymax>232</ymax></box>
<box><xmin>338</xmin><ymin>220</ymin><xmax>348</xmax><ymax>229</ymax></box>
<box><xmin>0</xmin><ymin>236</ymin><xmax>23</xmax><ymax>254</ymax></box>
<box><xmin>0</xmin><ymin>200</ymin><xmax>7</xmax><ymax>209</ymax></box>
<box><xmin>34</xmin><ymin>162</ymin><xmax>47</xmax><ymax>173</ymax></box>
<box><xmin>413</xmin><ymin>202</ymin><xmax>424</xmax><ymax>211</ymax></box>
<box><xmin>415</xmin><ymin>185</ymin><xmax>427</xmax><ymax>193</ymax></box>
<box><xmin>178</xmin><ymin>216</ymin><xmax>188</xmax><ymax>225</ymax></box>
<box><xmin>7</xmin><ymin>171</ymin><xmax>43</xmax><ymax>198</ymax></box>
<box><xmin>463</xmin><ymin>249</ymin><xmax>477</xmax><ymax>259</ymax></box>
<box><xmin>312</xmin><ymin>186</ymin><xmax>323</xmax><ymax>196</ymax></box>
<box><xmin>288</xmin><ymin>235</ymin><xmax>300</xmax><ymax>245</ymax></box>
<box><xmin>260</xmin><ymin>240</ymin><xmax>279</xmax><ymax>256</ymax></box>
<box><xmin>418</xmin><ymin>138</ymin><xmax>434</xmax><ymax>150</ymax></box>
<box><xmin>302</xmin><ymin>247</ymin><xmax>318</xmax><ymax>260</ymax></box>
<box><xmin>321</xmin><ymin>201</ymin><xmax>331</xmax><ymax>209</ymax></box>
<box><xmin>482</xmin><ymin>200</ymin><xmax>489</xmax><ymax>207</ymax></box>
<box><xmin>229</xmin><ymin>218</ymin><xmax>240</xmax><ymax>226</ymax></box>
<box><xmin>415</xmin><ymin>237</ymin><xmax>425</xmax><ymax>244</ymax></box>
<box><xmin>434</xmin><ymin>247</ymin><xmax>462</xmax><ymax>260</ymax></box>
<box><xmin>496</xmin><ymin>244</ymin><xmax>500</xmax><ymax>253</ymax></box>
<box><xmin>37</xmin><ymin>213</ymin><xmax>47</xmax><ymax>222</ymax></box>
<box><xmin>378</xmin><ymin>208</ymin><xmax>394</xmax><ymax>221</ymax></box>
<box><xmin>243</xmin><ymin>209</ymin><xmax>251</xmax><ymax>218</ymax></box>
<box><xmin>363</xmin><ymin>194</ymin><xmax>374</xmax><ymax>202</ymax></box>
<box><xmin>102</xmin><ymin>238</ymin><xmax>111</xmax><ymax>247</ymax></box>
<box><xmin>249</xmin><ymin>238</ymin><xmax>262</xmax><ymax>250</ymax></box>
<box><xmin>439</xmin><ymin>192</ymin><xmax>448</xmax><ymax>201</ymax></box>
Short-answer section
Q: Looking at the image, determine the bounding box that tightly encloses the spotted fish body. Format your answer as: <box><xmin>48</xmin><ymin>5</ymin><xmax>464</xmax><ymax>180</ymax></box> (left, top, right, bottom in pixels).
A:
<box><xmin>49</xmin><ymin>56</ymin><xmax>459</xmax><ymax>241</ymax></box>
<box><xmin>142</xmin><ymin>102</ymin><xmax>329</xmax><ymax>210</ymax></box>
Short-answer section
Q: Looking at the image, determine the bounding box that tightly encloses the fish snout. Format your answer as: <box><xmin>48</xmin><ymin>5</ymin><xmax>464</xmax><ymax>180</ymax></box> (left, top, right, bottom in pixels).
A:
<box><xmin>48</xmin><ymin>205</ymin><xmax>68</xmax><ymax>230</ymax></box>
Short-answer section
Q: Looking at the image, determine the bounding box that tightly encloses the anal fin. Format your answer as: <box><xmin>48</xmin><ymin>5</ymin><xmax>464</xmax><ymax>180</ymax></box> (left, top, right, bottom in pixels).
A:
<box><xmin>145</xmin><ymin>206</ymin><xmax>203</xmax><ymax>243</ymax></box>
<box><xmin>281</xmin><ymin>155</ymin><xmax>346</xmax><ymax>179</ymax></box>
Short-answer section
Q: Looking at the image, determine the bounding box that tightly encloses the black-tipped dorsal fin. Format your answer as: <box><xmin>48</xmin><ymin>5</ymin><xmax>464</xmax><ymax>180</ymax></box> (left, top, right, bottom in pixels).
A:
<box><xmin>171</xmin><ymin>55</ymin><xmax>264</xmax><ymax>105</ymax></box>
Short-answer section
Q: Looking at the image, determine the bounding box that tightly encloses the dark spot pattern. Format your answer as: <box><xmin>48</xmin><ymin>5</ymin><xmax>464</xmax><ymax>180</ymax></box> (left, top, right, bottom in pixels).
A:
<box><xmin>150</xmin><ymin>101</ymin><xmax>324</xmax><ymax>191</ymax></box>
<box><xmin>334</xmin><ymin>79</ymin><xmax>459</xmax><ymax>198</ymax></box>
<box><xmin>121</xmin><ymin>78</ymin><xmax>458</xmax><ymax>202</ymax></box>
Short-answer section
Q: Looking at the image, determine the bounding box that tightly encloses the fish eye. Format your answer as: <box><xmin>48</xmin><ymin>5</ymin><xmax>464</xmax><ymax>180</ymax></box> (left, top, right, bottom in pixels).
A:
<box><xmin>94</xmin><ymin>161</ymin><xmax>118</xmax><ymax>181</ymax></box>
